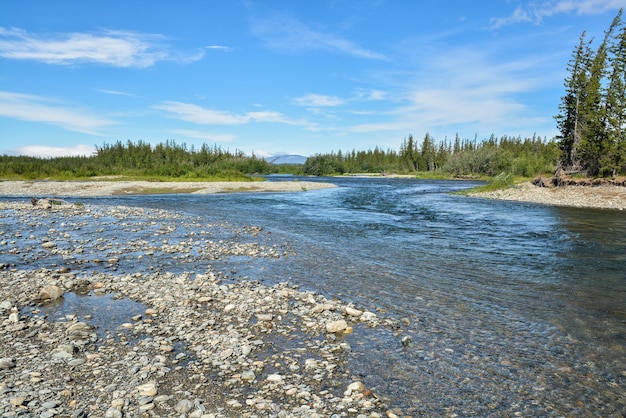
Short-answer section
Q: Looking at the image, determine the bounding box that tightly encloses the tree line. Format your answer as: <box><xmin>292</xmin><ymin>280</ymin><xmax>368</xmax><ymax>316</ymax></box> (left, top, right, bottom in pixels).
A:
<box><xmin>0</xmin><ymin>140</ymin><xmax>275</xmax><ymax>180</ymax></box>
<box><xmin>303</xmin><ymin>133</ymin><xmax>559</xmax><ymax>177</ymax></box>
<box><xmin>555</xmin><ymin>9</ymin><xmax>626</xmax><ymax>177</ymax></box>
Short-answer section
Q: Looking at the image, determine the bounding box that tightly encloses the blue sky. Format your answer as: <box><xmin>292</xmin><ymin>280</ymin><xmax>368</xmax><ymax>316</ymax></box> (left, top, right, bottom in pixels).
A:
<box><xmin>1</xmin><ymin>0</ymin><xmax>625</xmax><ymax>158</ymax></box>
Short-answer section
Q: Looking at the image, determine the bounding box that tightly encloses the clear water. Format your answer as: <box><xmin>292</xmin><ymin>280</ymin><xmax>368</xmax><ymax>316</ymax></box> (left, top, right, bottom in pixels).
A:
<box><xmin>2</xmin><ymin>177</ymin><xmax>625</xmax><ymax>416</ymax></box>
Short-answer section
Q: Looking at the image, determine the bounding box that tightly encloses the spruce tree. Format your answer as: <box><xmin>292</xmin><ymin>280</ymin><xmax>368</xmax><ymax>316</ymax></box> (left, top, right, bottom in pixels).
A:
<box><xmin>604</xmin><ymin>11</ymin><xmax>626</xmax><ymax>175</ymax></box>
<box><xmin>555</xmin><ymin>32</ymin><xmax>592</xmax><ymax>172</ymax></box>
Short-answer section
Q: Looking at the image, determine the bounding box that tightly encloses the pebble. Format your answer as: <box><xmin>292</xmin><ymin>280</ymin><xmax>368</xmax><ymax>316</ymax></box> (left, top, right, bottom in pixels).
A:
<box><xmin>175</xmin><ymin>399</ymin><xmax>195</xmax><ymax>413</ymax></box>
<box><xmin>0</xmin><ymin>201</ymin><xmax>390</xmax><ymax>418</ymax></box>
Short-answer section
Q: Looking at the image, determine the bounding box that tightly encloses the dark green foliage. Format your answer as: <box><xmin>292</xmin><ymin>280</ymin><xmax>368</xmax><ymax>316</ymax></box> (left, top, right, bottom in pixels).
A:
<box><xmin>0</xmin><ymin>140</ymin><xmax>274</xmax><ymax>180</ymax></box>
<box><xmin>556</xmin><ymin>9</ymin><xmax>626</xmax><ymax>176</ymax></box>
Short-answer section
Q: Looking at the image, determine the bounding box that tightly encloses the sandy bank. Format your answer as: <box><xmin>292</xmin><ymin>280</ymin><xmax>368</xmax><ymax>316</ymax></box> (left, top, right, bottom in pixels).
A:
<box><xmin>471</xmin><ymin>181</ymin><xmax>626</xmax><ymax>210</ymax></box>
<box><xmin>0</xmin><ymin>180</ymin><xmax>335</xmax><ymax>197</ymax></box>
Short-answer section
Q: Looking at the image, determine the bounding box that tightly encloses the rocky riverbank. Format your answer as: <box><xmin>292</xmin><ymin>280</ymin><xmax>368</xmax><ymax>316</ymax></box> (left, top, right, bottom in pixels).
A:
<box><xmin>0</xmin><ymin>201</ymin><xmax>403</xmax><ymax>418</ymax></box>
<box><xmin>0</xmin><ymin>180</ymin><xmax>336</xmax><ymax>197</ymax></box>
<box><xmin>470</xmin><ymin>181</ymin><xmax>626</xmax><ymax>210</ymax></box>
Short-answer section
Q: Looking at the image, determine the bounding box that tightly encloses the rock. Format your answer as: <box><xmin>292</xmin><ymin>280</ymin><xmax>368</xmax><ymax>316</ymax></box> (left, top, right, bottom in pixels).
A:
<box><xmin>110</xmin><ymin>399</ymin><xmax>125</xmax><ymax>410</ymax></box>
<box><xmin>39</xmin><ymin>285</ymin><xmax>64</xmax><ymax>301</ymax></box>
<box><xmin>344</xmin><ymin>306</ymin><xmax>363</xmax><ymax>317</ymax></box>
<box><xmin>9</xmin><ymin>396</ymin><xmax>25</xmax><ymax>406</ymax></box>
<box><xmin>0</xmin><ymin>300</ymin><xmax>12</xmax><ymax>312</ymax></box>
<box><xmin>360</xmin><ymin>311</ymin><xmax>377</xmax><ymax>322</ymax></box>
<box><xmin>42</xmin><ymin>241</ymin><xmax>57</xmax><ymax>249</ymax></box>
<box><xmin>104</xmin><ymin>407</ymin><xmax>123</xmax><ymax>418</ymax></box>
<box><xmin>0</xmin><ymin>357</ymin><xmax>15</xmax><ymax>369</ymax></box>
<box><xmin>256</xmin><ymin>313</ymin><xmax>273</xmax><ymax>321</ymax></box>
<box><xmin>325</xmin><ymin>319</ymin><xmax>348</xmax><ymax>333</ymax></box>
<box><xmin>345</xmin><ymin>381</ymin><xmax>365</xmax><ymax>396</ymax></box>
<box><xmin>266</xmin><ymin>373</ymin><xmax>283</xmax><ymax>382</ymax></box>
<box><xmin>67</xmin><ymin>322</ymin><xmax>93</xmax><ymax>337</ymax></box>
<box><xmin>241</xmin><ymin>370</ymin><xmax>256</xmax><ymax>381</ymax></box>
<box><xmin>136</xmin><ymin>381</ymin><xmax>158</xmax><ymax>397</ymax></box>
<box><xmin>174</xmin><ymin>399</ymin><xmax>195</xmax><ymax>413</ymax></box>
<box><xmin>220</xmin><ymin>348</ymin><xmax>233</xmax><ymax>360</ymax></box>
<box><xmin>8</xmin><ymin>310</ymin><xmax>19</xmax><ymax>323</ymax></box>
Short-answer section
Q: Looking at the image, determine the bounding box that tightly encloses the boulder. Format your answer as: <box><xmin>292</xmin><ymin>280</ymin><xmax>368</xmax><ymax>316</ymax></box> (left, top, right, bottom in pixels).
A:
<box><xmin>39</xmin><ymin>285</ymin><xmax>64</xmax><ymax>301</ymax></box>
<box><xmin>325</xmin><ymin>319</ymin><xmax>348</xmax><ymax>333</ymax></box>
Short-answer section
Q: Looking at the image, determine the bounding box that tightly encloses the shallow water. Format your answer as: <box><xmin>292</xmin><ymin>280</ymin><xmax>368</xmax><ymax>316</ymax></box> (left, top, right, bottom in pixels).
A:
<box><xmin>2</xmin><ymin>177</ymin><xmax>625</xmax><ymax>416</ymax></box>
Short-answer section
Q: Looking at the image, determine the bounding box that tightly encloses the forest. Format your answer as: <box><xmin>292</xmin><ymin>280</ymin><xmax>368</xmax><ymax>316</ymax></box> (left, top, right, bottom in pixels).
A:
<box><xmin>0</xmin><ymin>140</ymin><xmax>276</xmax><ymax>180</ymax></box>
<box><xmin>302</xmin><ymin>133</ymin><xmax>558</xmax><ymax>177</ymax></box>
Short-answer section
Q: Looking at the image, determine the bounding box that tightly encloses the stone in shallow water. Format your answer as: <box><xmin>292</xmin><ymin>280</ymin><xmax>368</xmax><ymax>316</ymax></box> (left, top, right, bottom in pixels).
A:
<box><xmin>325</xmin><ymin>319</ymin><xmax>348</xmax><ymax>333</ymax></box>
<box><xmin>39</xmin><ymin>285</ymin><xmax>64</xmax><ymax>301</ymax></box>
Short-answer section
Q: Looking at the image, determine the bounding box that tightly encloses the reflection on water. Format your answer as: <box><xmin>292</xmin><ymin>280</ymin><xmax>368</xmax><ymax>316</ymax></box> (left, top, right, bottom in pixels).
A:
<box><xmin>2</xmin><ymin>177</ymin><xmax>625</xmax><ymax>416</ymax></box>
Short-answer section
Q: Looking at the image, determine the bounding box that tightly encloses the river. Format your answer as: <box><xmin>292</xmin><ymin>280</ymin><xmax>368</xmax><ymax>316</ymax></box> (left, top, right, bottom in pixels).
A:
<box><xmin>4</xmin><ymin>176</ymin><xmax>625</xmax><ymax>416</ymax></box>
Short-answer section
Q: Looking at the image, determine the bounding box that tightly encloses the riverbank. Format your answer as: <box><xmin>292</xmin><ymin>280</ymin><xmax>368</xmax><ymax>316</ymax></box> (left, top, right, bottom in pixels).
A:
<box><xmin>0</xmin><ymin>180</ymin><xmax>336</xmax><ymax>197</ymax></box>
<box><xmin>470</xmin><ymin>181</ymin><xmax>626</xmax><ymax>210</ymax></box>
<box><xmin>0</xmin><ymin>201</ymin><xmax>400</xmax><ymax>418</ymax></box>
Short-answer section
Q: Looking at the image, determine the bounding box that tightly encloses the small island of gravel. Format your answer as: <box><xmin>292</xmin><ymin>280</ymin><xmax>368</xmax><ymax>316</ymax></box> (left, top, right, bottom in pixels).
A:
<box><xmin>470</xmin><ymin>181</ymin><xmax>626</xmax><ymax>210</ymax></box>
<box><xmin>0</xmin><ymin>180</ymin><xmax>336</xmax><ymax>197</ymax></box>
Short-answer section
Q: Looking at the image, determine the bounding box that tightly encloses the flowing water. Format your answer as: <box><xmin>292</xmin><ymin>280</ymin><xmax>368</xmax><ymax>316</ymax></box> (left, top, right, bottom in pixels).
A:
<box><xmin>3</xmin><ymin>177</ymin><xmax>625</xmax><ymax>416</ymax></box>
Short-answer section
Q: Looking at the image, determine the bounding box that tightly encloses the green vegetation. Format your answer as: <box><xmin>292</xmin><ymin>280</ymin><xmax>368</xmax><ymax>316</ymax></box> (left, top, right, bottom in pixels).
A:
<box><xmin>302</xmin><ymin>133</ymin><xmax>559</xmax><ymax>178</ymax></box>
<box><xmin>0</xmin><ymin>140</ymin><xmax>275</xmax><ymax>181</ymax></box>
<box><xmin>555</xmin><ymin>9</ymin><xmax>626</xmax><ymax>177</ymax></box>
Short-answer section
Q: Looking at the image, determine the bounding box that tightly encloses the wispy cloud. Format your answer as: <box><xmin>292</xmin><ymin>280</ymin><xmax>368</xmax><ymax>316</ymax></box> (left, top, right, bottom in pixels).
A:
<box><xmin>154</xmin><ymin>101</ymin><xmax>302</xmax><ymax>125</ymax></box>
<box><xmin>293</xmin><ymin>93</ymin><xmax>345</xmax><ymax>107</ymax></box>
<box><xmin>0</xmin><ymin>91</ymin><xmax>114</xmax><ymax>135</ymax></box>
<box><xmin>205</xmin><ymin>45</ymin><xmax>233</xmax><ymax>52</ymax></box>
<box><xmin>13</xmin><ymin>144</ymin><xmax>96</xmax><ymax>158</ymax></box>
<box><xmin>0</xmin><ymin>27</ymin><xmax>203</xmax><ymax>67</ymax></box>
<box><xmin>490</xmin><ymin>0</ymin><xmax>626</xmax><ymax>29</ymax></box>
<box><xmin>250</xmin><ymin>14</ymin><xmax>385</xmax><ymax>60</ymax></box>
<box><xmin>349</xmin><ymin>43</ymin><xmax>557</xmax><ymax>137</ymax></box>
<box><xmin>98</xmin><ymin>89</ymin><xmax>134</xmax><ymax>96</ymax></box>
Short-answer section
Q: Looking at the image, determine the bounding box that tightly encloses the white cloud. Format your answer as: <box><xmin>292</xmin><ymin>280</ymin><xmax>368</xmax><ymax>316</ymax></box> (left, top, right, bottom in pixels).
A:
<box><xmin>490</xmin><ymin>0</ymin><xmax>626</xmax><ymax>28</ymax></box>
<box><xmin>293</xmin><ymin>94</ymin><xmax>345</xmax><ymax>107</ymax></box>
<box><xmin>14</xmin><ymin>144</ymin><xmax>96</xmax><ymax>158</ymax></box>
<box><xmin>154</xmin><ymin>101</ymin><xmax>302</xmax><ymax>125</ymax></box>
<box><xmin>0</xmin><ymin>27</ymin><xmax>203</xmax><ymax>67</ymax></box>
<box><xmin>205</xmin><ymin>45</ymin><xmax>233</xmax><ymax>52</ymax></box>
<box><xmin>251</xmin><ymin>14</ymin><xmax>385</xmax><ymax>60</ymax></box>
<box><xmin>0</xmin><ymin>91</ymin><xmax>114</xmax><ymax>135</ymax></box>
<box><xmin>98</xmin><ymin>89</ymin><xmax>134</xmax><ymax>96</ymax></box>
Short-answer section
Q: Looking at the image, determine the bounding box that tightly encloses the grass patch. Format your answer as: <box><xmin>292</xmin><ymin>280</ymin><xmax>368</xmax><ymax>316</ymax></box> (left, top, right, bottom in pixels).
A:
<box><xmin>455</xmin><ymin>172</ymin><xmax>516</xmax><ymax>195</ymax></box>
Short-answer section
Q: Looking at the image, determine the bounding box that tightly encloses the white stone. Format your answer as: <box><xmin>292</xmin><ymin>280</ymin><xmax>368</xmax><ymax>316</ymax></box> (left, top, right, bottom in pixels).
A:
<box><xmin>325</xmin><ymin>319</ymin><xmax>348</xmax><ymax>333</ymax></box>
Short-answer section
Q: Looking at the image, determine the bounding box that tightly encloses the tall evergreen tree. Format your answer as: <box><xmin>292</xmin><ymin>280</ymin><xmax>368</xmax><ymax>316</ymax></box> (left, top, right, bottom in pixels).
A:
<box><xmin>604</xmin><ymin>11</ymin><xmax>626</xmax><ymax>175</ymax></box>
<box><xmin>555</xmin><ymin>32</ymin><xmax>592</xmax><ymax>172</ymax></box>
<box><xmin>578</xmin><ymin>11</ymin><xmax>623</xmax><ymax>175</ymax></box>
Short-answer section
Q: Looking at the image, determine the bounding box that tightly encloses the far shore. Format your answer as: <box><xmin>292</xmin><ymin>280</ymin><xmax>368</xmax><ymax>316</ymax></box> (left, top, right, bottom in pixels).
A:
<box><xmin>470</xmin><ymin>181</ymin><xmax>626</xmax><ymax>210</ymax></box>
<box><xmin>0</xmin><ymin>180</ymin><xmax>336</xmax><ymax>197</ymax></box>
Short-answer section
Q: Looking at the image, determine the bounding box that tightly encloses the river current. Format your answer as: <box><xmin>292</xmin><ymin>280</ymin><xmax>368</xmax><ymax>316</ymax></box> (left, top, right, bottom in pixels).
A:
<box><xmin>5</xmin><ymin>177</ymin><xmax>625</xmax><ymax>416</ymax></box>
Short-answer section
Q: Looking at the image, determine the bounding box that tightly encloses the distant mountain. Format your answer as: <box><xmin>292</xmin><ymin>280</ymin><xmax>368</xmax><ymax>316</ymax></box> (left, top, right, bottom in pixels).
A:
<box><xmin>266</xmin><ymin>154</ymin><xmax>307</xmax><ymax>165</ymax></box>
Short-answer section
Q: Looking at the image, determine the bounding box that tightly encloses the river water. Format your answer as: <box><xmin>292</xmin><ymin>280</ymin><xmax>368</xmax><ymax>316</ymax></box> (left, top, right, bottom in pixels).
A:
<box><xmin>4</xmin><ymin>177</ymin><xmax>625</xmax><ymax>416</ymax></box>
